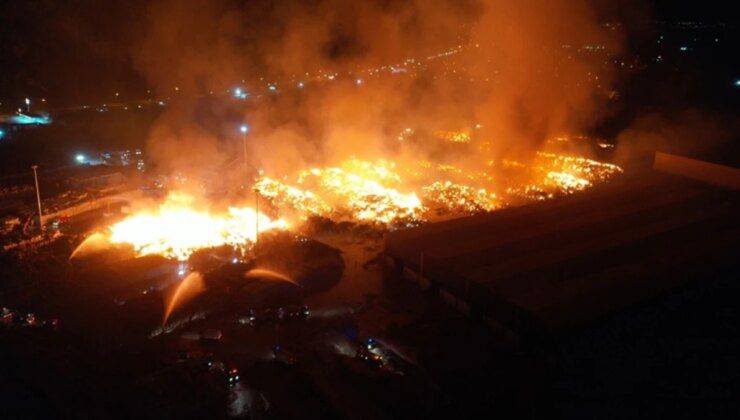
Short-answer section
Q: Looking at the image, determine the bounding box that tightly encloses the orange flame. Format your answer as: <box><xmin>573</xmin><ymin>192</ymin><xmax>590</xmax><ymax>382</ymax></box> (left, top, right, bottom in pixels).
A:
<box><xmin>106</xmin><ymin>192</ymin><xmax>288</xmax><ymax>261</ymax></box>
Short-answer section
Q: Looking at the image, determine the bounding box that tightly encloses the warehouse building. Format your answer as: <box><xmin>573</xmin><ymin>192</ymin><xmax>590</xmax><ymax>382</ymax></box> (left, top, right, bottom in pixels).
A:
<box><xmin>385</xmin><ymin>153</ymin><xmax>740</xmax><ymax>343</ymax></box>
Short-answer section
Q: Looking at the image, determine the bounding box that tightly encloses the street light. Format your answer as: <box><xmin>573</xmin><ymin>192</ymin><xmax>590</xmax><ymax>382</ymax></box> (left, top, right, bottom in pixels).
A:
<box><xmin>25</xmin><ymin>98</ymin><xmax>30</xmax><ymax>113</ymax></box>
<box><xmin>32</xmin><ymin>165</ymin><xmax>43</xmax><ymax>230</ymax></box>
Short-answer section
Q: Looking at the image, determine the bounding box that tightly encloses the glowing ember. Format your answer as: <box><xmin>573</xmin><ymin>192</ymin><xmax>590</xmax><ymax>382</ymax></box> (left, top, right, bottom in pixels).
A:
<box><xmin>545</xmin><ymin>172</ymin><xmax>591</xmax><ymax>193</ymax></box>
<box><xmin>255</xmin><ymin>177</ymin><xmax>331</xmax><ymax>218</ymax></box>
<box><xmin>107</xmin><ymin>192</ymin><xmax>287</xmax><ymax>260</ymax></box>
<box><xmin>434</xmin><ymin>130</ymin><xmax>472</xmax><ymax>143</ymax></box>
<box><xmin>423</xmin><ymin>181</ymin><xmax>502</xmax><ymax>213</ymax></box>
<box><xmin>535</xmin><ymin>152</ymin><xmax>623</xmax><ymax>182</ymax></box>
<box><xmin>505</xmin><ymin>184</ymin><xmax>554</xmax><ymax>201</ymax></box>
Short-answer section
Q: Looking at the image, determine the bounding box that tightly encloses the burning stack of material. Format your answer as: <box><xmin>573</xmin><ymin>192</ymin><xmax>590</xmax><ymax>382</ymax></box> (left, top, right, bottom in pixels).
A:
<box><xmin>69</xmin><ymin>192</ymin><xmax>288</xmax><ymax>262</ymax></box>
<box><xmin>255</xmin><ymin>145</ymin><xmax>622</xmax><ymax>226</ymax></box>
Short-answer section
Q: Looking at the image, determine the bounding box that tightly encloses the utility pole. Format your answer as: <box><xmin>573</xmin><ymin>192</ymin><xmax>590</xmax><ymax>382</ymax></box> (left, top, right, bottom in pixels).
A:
<box><xmin>240</xmin><ymin>123</ymin><xmax>258</xmax><ymax>252</ymax></box>
<box><xmin>240</xmin><ymin>124</ymin><xmax>249</xmax><ymax>174</ymax></box>
<box><xmin>31</xmin><ymin>165</ymin><xmax>43</xmax><ymax>230</ymax></box>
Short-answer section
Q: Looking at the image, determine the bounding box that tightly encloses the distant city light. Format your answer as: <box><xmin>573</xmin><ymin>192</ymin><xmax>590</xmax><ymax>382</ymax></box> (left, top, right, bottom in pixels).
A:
<box><xmin>0</xmin><ymin>129</ymin><xmax>5</xmax><ymax>139</ymax></box>
<box><xmin>240</xmin><ymin>124</ymin><xmax>249</xmax><ymax>134</ymax></box>
<box><xmin>355</xmin><ymin>78</ymin><xmax>363</xmax><ymax>86</ymax></box>
<box><xmin>297</xmin><ymin>81</ymin><xmax>305</xmax><ymax>89</ymax></box>
<box><xmin>25</xmin><ymin>98</ymin><xmax>30</xmax><ymax>105</ymax></box>
<box><xmin>680</xmin><ymin>46</ymin><xmax>688</xmax><ymax>52</ymax></box>
<box><xmin>268</xmin><ymin>85</ymin><xmax>277</xmax><ymax>92</ymax></box>
<box><xmin>234</xmin><ymin>87</ymin><xmax>247</xmax><ymax>99</ymax></box>
<box><xmin>735</xmin><ymin>80</ymin><xmax>740</xmax><ymax>87</ymax></box>
<box><xmin>75</xmin><ymin>154</ymin><xmax>86</xmax><ymax>163</ymax></box>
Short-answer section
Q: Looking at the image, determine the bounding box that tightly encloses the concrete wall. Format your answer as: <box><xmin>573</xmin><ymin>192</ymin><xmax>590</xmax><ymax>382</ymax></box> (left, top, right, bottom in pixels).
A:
<box><xmin>41</xmin><ymin>196</ymin><xmax>126</xmax><ymax>225</ymax></box>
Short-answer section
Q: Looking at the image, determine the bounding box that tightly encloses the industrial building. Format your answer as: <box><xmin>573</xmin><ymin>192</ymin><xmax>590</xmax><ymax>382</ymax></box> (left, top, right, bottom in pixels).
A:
<box><xmin>385</xmin><ymin>153</ymin><xmax>740</xmax><ymax>343</ymax></box>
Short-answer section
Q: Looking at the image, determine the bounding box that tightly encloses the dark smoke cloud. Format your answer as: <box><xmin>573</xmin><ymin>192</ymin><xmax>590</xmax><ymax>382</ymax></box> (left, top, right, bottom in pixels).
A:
<box><xmin>614</xmin><ymin>109</ymin><xmax>734</xmax><ymax>166</ymax></box>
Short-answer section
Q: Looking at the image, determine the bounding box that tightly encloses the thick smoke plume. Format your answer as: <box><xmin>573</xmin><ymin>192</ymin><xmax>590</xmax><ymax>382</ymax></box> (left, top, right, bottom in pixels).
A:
<box><xmin>132</xmin><ymin>0</ymin><xmax>625</xmax><ymax>188</ymax></box>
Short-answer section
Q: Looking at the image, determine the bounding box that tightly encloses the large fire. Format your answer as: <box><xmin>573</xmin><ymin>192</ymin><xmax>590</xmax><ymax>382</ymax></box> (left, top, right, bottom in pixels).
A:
<box><xmin>254</xmin><ymin>135</ymin><xmax>623</xmax><ymax>226</ymax></box>
<box><xmin>75</xmin><ymin>132</ymin><xmax>622</xmax><ymax>261</ymax></box>
<box><xmin>256</xmin><ymin>158</ymin><xmax>426</xmax><ymax>225</ymax></box>
<box><xmin>82</xmin><ymin>192</ymin><xmax>288</xmax><ymax>261</ymax></box>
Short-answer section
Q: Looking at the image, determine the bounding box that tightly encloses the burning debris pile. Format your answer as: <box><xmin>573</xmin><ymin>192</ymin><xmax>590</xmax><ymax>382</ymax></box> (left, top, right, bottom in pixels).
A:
<box><xmin>72</xmin><ymin>192</ymin><xmax>288</xmax><ymax>261</ymax></box>
<box><xmin>70</xmin><ymin>130</ymin><xmax>622</xmax><ymax>264</ymax></box>
<box><xmin>254</xmin><ymin>133</ymin><xmax>623</xmax><ymax>226</ymax></box>
<box><xmin>256</xmin><ymin>158</ymin><xmax>426</xmax><ymax>226</ymax></box>
<box><xmin>422</xmin><ymin>181</ymin><xmax>501</xmax><ymax>214</ymax></box>
<box><xmin>503</xmin><ymin>152</ymin><xmax>624</xmax><ymax>201</ymax></box>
